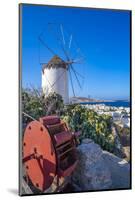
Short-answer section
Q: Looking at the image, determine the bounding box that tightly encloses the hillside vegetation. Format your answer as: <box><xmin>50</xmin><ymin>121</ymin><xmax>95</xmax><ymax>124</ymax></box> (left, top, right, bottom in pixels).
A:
<box><xmin>22</xmin><ymin>88</ymin><xmax>129</xmax><ymax>157</ymax></box>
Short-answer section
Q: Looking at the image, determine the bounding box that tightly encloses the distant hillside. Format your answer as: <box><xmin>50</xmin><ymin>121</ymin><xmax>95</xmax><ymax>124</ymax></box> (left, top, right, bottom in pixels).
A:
<box><xmin>70</xmin><ymin>97</ymin><xmax>104</xmax><ymax>103</ymax></box>
<box><xmin>70</xmin><ymin>97</ymin><xmax>129</xmax><ymax>103</ymax></box>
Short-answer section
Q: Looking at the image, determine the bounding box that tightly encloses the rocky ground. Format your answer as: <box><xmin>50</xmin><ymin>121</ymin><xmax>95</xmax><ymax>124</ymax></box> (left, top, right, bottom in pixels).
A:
<box><xmin>70</xmin><ymin>138</ymin><xmax>131</xmax><ymax>191</ymax></box>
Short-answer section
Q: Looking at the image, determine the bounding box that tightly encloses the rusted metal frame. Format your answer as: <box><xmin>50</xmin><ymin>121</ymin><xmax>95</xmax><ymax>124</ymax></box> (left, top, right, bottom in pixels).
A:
<box><xmin>58</xmin><ymin>147</ymin><xmax>75</xmax><ymax>158</ymax></box>
<box><xmin>56</xmin><ymin>141</ymin><xmax>71</xmax><ymax>150</ymax></box>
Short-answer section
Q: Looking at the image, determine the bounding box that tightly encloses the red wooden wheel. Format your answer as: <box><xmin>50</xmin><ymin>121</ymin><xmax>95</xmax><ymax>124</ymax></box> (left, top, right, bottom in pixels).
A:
<box><xmin>23</xmin><ymin>121</ymin><xmax>56</xmax><ymax>191</ymax></box>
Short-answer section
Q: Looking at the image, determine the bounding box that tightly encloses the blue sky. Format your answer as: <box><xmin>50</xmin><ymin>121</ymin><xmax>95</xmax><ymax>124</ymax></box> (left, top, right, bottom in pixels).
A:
<box><xmin>21</xmin><ymin>4</ymin><xmax>130</xmax><ymax>100</ymax></box>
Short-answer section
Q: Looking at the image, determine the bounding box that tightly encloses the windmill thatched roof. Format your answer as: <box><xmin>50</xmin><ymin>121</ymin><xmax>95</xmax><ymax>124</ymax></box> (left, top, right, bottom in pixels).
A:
<box><xmin>42</xmin><ymin>55</ymin><xmax>67</xmax><ymax>72</ymax></box>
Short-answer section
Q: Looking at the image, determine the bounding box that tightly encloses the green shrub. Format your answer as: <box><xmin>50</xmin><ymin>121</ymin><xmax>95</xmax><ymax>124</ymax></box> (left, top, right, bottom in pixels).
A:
<box><xmin>62</xmin><ymin>104</ymin><xmax>115</xmax><ymax>152</ymax></box>
<box><xmin>22</xmin><ymin>88</ymin><xmax>64</xmax><ymax>124</ymax></box>
<box><xmin>22</xmin><ymin>88</ymin><xmax>46</xmax><ymax>124</ymax></box>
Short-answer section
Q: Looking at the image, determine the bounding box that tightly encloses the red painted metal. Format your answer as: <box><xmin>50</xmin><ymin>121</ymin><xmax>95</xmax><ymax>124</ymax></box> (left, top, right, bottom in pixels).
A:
<box><xmin>23</xmin><ymin>116</ymin><xmax>79</xmax><ymax>192</ymax></box>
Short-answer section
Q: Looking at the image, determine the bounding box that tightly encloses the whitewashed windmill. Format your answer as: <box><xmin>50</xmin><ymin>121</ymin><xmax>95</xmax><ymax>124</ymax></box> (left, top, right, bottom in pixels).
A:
<box><xmin>39</xmin><ymin>23</ymin><xmax>85</xmax><ymax>104</ymax></box>
<box><xmin>42</xmin><ymin>55</ymin><xmax>69</xmax><ymax>103</ymax></box>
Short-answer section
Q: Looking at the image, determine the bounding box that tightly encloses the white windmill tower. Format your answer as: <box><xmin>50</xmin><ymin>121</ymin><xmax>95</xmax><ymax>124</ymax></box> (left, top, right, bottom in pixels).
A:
<box><xmin>39</xmin><ymin>23</ymin><xmax>85</xmax><ymax>104</ymax></box>
<box><xmin>42</xmin><ymin>55</ymin><xmax>69</xmax><ymax>103</ymax></box>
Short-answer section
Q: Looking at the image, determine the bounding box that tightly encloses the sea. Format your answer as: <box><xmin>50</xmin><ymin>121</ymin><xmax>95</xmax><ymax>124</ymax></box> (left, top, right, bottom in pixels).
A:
<box><xmin>80</xmin><ymin>101</ymin><xmax>130</xmax><ymax>108</ymax></box>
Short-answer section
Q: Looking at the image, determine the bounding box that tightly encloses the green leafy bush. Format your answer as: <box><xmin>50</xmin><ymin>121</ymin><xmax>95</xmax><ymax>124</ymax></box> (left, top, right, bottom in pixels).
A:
<box><xmin>62</xmin><ymin>104</ymin><xmax>115</xmax><ymax>152</ymax></box>
<box><xmin>22</xmin><ymin>88</ymin><xmax>45</xmax><ymax>124</ymax></box>
<box><xmin>22</xmin><ymin>88</ymin><xmax>64</xmax><ymax>124</ymax></box>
